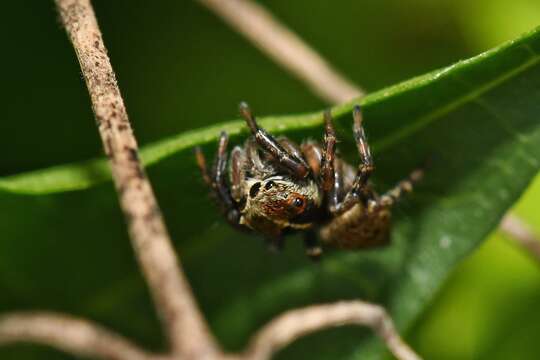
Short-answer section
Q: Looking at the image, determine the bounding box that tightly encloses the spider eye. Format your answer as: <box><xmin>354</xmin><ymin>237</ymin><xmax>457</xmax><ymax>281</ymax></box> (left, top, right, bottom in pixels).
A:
<box><xmin>264</xmin><ymin>181</ymin><xmax>275</xmax><ymax>190</ymax></box>
<box><xmin>293</xmin><ymin>197</ymin><xmax>304</xmax><ymax>207</ymax></box>
<box><xmin>249</xmin><ymin>182</ymin><xmax>261</xmax><ymax>198</ymax></box>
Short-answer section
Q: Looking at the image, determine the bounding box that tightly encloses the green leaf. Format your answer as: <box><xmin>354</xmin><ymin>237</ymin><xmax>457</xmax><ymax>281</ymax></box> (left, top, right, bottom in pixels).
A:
<box><xmin>1</xmin><ymin>27</ymin><xmax>540</xmax><ymax>360</ymax></box>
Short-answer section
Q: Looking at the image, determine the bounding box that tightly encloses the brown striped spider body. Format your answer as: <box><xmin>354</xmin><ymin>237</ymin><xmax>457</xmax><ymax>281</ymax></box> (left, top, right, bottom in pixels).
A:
<box><xmin>195</xmin><ymin>103</ymin><xmax>423</xmax><ymax>260</ymax></box>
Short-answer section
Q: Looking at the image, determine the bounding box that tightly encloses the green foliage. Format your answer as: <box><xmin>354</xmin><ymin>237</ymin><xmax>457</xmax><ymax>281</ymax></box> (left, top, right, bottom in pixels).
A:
<box><xmin>411</xmin><ymin>175</ymin><xmax>540</xmax><ymax>360</ymax></box>
<box><xmin>1</xmin><ymin>25</ymin><xmax>540</xmax><ymax>360</ymax></box>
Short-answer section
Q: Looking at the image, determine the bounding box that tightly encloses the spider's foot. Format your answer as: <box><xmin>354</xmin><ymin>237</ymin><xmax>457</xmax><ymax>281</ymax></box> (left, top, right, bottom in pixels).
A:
<box><xmin>305</xmin><ymin>246</ymin><xmax>323</xmax><ymax>262</ymax></box>
<box><xmin>266</xmin><ymin>237</ymin><xmax>285</xmax><ymax>253</ymax></box>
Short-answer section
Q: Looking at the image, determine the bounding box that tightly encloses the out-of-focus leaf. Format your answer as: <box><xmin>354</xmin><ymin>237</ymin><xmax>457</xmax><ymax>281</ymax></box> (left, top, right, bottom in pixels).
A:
<box><xmin>410</xmin><ymin>175</ymin><xmax>540</xmax><ymax>360</ymax></box>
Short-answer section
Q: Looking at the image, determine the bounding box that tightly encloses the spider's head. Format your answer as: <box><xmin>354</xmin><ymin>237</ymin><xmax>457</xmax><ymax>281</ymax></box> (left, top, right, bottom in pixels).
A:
<box><xmin>240</xmin><ymin>175</ymin><xmax>322</xmax><ymax>235</ymax></box>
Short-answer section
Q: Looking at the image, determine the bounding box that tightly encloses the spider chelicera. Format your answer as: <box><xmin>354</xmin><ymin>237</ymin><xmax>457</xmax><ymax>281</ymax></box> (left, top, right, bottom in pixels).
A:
<box><xmin>194</xmin><ymin>102</ymin><xmax>423</xmax><ymax>260</ymax></box>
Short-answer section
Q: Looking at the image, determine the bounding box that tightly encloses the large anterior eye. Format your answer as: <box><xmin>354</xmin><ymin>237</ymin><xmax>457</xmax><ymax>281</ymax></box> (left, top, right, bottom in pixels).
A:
<box><xmin>293</xmin><ymin>197</ymin><xmax>304</xmax><ymax>207</ymax></box>
<box><xmin>264</xmin><ymin>180</ymin><xmax>275</xmax><ymax>190</ymax></box>
<box><xmin>249</xmin><ymin>182</ymin><xmax>261</xmax><ymax>198</ymax></box>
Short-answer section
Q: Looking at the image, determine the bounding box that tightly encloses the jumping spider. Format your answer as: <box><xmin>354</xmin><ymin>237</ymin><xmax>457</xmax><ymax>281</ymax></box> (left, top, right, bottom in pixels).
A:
<box><xmin>194</xmin><ymin>102</ymin><xmax>423</xmax><ymax>260</ymax></box>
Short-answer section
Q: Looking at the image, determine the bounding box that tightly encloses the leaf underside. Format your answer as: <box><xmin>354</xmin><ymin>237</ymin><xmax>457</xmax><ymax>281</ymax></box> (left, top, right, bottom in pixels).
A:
<box><xmin>1</xmin><ymin>28</ymin><xmax>540</xmax><ymax>360</ymax></box>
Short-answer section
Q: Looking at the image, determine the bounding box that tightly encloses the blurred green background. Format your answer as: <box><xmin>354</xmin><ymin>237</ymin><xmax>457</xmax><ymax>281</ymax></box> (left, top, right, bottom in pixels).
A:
<box><xmin>1</xmin><ymin>0</ymin><xmax>539</xmax><ymax>359</ymax></box>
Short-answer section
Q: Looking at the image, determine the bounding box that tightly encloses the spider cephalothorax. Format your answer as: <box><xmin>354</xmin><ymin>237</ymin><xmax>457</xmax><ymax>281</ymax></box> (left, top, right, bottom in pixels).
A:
<box><xmin>239</xmin><ymin>175</ymin><xmax>322</xmax><ymax>236</ymax></box>
<box><xmin>195</xmin><ymin>102</ymin><xmax>423</xmax><ymax>259</ymax></box>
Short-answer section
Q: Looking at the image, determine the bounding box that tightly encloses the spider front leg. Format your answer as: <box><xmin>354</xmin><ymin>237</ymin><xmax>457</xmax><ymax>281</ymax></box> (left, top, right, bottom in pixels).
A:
<box><xmin>320</xmin><ymin>107</ymin><xmax>371</xmax><ymax>214</ymax></box>
<box><xmin>303</xmin><ymin>230</ymin><xmax>322</xmax><ymax>261</ymax></box>
<box><xmin>319</xmin><ymin>110</ymin><xmax>344</xmax><ymax>213</ymax></box>
<box><xmin>239</xmin><ymin>102</ymin><xmax>310</xmax><ymax>179</ymax></box>
<box><xmin>320</xmin><ymin>110</ymin><xmax>336</xmax><ymax>191</ymax></box>
<box><xmin>301</xmin><ymin>141</ymin><xmax>323</xmax><ymax>176</ymax></box>
<box><xmin>335</xmin><ymin>105</ymin><xmax>375</xmax><ymax>213</ymax></box>
<box><xmin>229</xmin><ymin>145</ymin><xmax>246</xmax><ymax>203</ymax></box>
<box><xmin>194</xmin><ymin>132</ymin><xmax>242</xmax><ymax>228</ymax></box>
<box><xmin>277</xmin><ymin>136</ymin><xmax>305</xmax><ymax>165</ymax></box>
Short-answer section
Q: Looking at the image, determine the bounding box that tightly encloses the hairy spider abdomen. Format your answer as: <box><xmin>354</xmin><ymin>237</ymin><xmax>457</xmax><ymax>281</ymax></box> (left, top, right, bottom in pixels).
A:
<box><xmin>320</xmin><ymin>203</ymin><xmax>391</xmax><ymax>249</ymax></box>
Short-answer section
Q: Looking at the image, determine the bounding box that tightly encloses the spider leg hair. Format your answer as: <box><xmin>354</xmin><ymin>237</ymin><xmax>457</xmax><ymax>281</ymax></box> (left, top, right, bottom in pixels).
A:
<box><xmin>239</xmin><ymin>102</ymin><xmax>310</xmax><ymax>179</ymax></box>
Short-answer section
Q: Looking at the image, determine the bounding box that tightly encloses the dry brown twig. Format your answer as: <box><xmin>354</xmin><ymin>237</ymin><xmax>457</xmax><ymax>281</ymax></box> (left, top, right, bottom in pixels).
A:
<box><xmin>0</xmin><ymin>312</ymin><xmax>157</xmax><ymax>360</ymax></box>
<box><xmin>241</xmin><ymin>301</ymin><xmax>420</xmax><ymax>360</ymax></box>
<box><xmin>501</xmin><ymin>214</ymin><xmax>540</xmax><ymax>263</ymax></box>
<box><xmin>53</xmin><ymin>0</ymin><xmax>218</xmax><ymax>357</ymax></box>
<box><xmin>197</xmin><ymin>0</ymin><xmax>362</xmax><ymax>104</ymax></box>
<box><xmin>0</xmin><ymin>0</ymin><xmax>421</xmax><ymax>359</ymax></box>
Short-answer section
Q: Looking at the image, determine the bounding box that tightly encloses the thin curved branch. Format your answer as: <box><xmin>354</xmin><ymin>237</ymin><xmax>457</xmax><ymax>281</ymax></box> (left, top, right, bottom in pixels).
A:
<box><xmin>54</xmin><ymin>0</ymin><xmax>218</xmax><ymax>357</ymax></box>
<box><xmin>198</xmin><ymin>0</ymin><xmax>362</xmax><ymax>104</ymax></box>
<box><xmin>501</xmin><ymin>214</ymin><xmax>540</xmax><ymax>263</ymax></box>
<box><xmin>241</xmin><ymin>301</ymin><xmax>421</xmax><ymax>360</ymax></box>
<box><xmin>0</xmin><ymin>312</ymin><xmax>156</xmax><ymax>360</ymax></box>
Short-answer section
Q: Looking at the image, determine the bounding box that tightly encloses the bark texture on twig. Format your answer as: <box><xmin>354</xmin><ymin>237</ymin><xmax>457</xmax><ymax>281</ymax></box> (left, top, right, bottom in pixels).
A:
<box><xmin>239</xmin><ymin>301</ymin><xmax>421</xmax><ymax>360</ymax></box>
<box><xmin>0</xmin><ymin>312</ymin><xmax>155</xmax><ymax>360</ymax></box>
<box><xmin>198</xmin><ymin>0</ymin><xmax>362</xmax><ymax>104</ymax></box>
<box><xmin>501</xmin><ymin>214</ymin><xmax>540</xmax><ymax>263</ymax></box>
<box><xmin>54</xmin><ymin>0</ymin><xmax>217</xmax><ymax>357</ymax></box>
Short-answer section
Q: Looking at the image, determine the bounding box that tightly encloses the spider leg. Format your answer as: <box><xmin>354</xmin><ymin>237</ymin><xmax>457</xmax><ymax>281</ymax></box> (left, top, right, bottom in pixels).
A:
<box><xmin>349</xmin><ymin>105</ymin><xmax>374</xmax><ymax>193</ymax></box>
<box><xmin>321</xmin><ymin>110</ymin><xmax>337</xmax><ymax>193</ymax></box>
<box><xmin>212</xmin><ymin>133</ymin><xmax>234</xmax><ymax>208</ymax></box>
<box><xmin>277</xmin><ymin>136</ymin><xmax>304</xmax><ymax>163</ymax></box>
<box><xmin>245</xmin><ymin>138</ymin><xmax>265</xmax><ymax>174</ymax></box>
<box><xmin>329</xmin><ymin>158</ymin><xmax>346</xmax><ymax>212</ymax></box>
<box><xmin>378</xmin><ymin>167</ymin><xmax>424</xmax><ymax>208</ymax></box>
<box><xmin>303</xmin><ymin>230</ymin><xmax>323</xmax><ymax>261</ymax></box>
<box><xmin>194</xmin><ymin>146</ymin><xmax>212</xmax><ymax>187</ymax></box>
<box><xmin>301</xmin><ymin>141</ymin><xmax>323</xmax><ymax>176</ymax></box>
<box><xmin>229</xmin><ymin>145</ymin><xmax>246</xmax><ymax>203</ymax></box>
<box><xmin>266</xmin><ymin>236</ymin><xmax>285</xmax><ymax>253</ymax></box>
<box><xmin>319</xmin><ymin>110</ymin><xmax>348</xmax><ymax>213</ymax></box>
<box><xmin>239</xmin><ymin>102</ymin><xmax>309</xmax><ymax>179</ymax></box>
<box><xmin>318</xmin><ymin>109</ymin><xmax>361</xmax><ymax>214</ymax></box>
<box><xmin>334</xmin><ymin>105</ymin><xmax>375</xmax><ymax>213</ymax></box>
<box><xmin>194</xmin><ymin>132</ymin><xmax>241</xmax><ymax>227</ymax></box>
